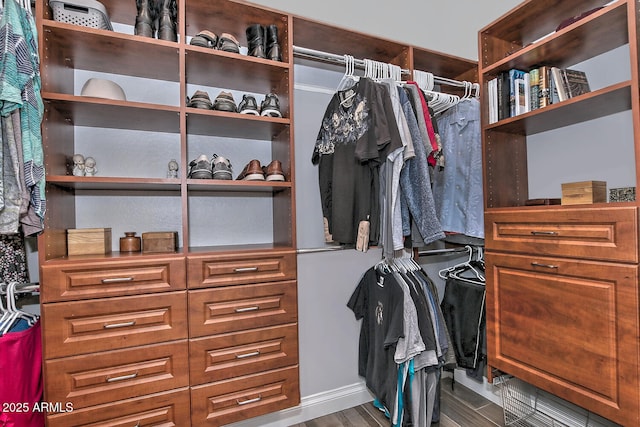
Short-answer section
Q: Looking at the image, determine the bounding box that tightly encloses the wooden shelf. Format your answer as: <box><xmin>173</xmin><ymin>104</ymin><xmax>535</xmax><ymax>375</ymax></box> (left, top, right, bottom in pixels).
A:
<box><xmin>483</xmin><ymin>81</ymin><xmax>632</xmax><ymax>135</ymax></box>
<box><xmin>43</xmin><ymin>93</ymin><xmax>181</xmax><ymax>133</ymax></box>
<box><xmin>481</xmin><ymin>1</ymin><xmax>628</xmax><ymax>74</ymax></box>
<box><xmin>46</xmin><ymin>176</ymin><xmax>182</xmax><ymax>191</ymax></box>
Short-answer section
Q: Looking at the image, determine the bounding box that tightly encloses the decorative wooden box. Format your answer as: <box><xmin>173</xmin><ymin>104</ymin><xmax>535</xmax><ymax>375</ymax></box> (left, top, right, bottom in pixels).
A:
<box><xmin>141</xmin><ymin>231</ymin><xmax>178</xmax><ymax>253</ymax></box>
<box><xmin>67</xmin><ymin>228</ymin><xmax>112</xmax><ymax>256</ymax></box>
<box><xmin>561</xmin><ymin>181</ymin><xmax>607</xmax><ymax>205</ymax></box>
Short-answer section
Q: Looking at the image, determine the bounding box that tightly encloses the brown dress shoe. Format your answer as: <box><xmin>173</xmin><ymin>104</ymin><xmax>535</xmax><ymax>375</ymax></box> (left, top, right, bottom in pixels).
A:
<box><xmin>236</xmin><ymin>159</ymin><xmax>265</xmax><ymax>181</ymax></box>
<box><xmin>263</xmin><ymin>160</ymin><xmax>285</xmax><ymax>181</ymax></box>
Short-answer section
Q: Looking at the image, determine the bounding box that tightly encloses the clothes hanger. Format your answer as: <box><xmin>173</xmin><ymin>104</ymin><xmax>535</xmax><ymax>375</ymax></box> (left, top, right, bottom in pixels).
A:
<box><xmin>337</xmin><ymin>55</ymin><xmax>358</xmax><ymax>91</ymax></box>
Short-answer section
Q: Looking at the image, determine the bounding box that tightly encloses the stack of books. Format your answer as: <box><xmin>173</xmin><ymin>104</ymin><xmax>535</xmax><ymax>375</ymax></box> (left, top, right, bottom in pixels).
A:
<box><xmin>487</xmin><ymin>66</ymin><xmax>590</xmax><ymax>124</ymax></box>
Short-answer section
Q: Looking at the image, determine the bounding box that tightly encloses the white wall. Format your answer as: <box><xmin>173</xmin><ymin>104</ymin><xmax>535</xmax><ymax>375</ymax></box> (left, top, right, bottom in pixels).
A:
<box><xmin>248</xmin><ymin>0</ymin><xmax>521</xmax><ymax>60</ymax></box>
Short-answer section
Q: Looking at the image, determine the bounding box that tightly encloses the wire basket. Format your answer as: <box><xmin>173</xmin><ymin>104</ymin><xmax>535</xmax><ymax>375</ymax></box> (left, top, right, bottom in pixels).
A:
<box><xmin>50</xmin><ymin>0</ymin><xmax>113</xmax><ymax>31</ymax></box>
<box><xmin>496</xmin><ymin>376</ymin><xmax>570</xmax><ymax>427</ymax></box>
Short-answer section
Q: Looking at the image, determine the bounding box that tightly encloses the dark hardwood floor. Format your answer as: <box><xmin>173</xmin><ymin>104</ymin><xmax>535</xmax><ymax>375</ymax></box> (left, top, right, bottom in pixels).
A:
<box><xmin>291</xmin><ymin>377</ymin><xmax>505</xmax><ymax>427</ymax></box>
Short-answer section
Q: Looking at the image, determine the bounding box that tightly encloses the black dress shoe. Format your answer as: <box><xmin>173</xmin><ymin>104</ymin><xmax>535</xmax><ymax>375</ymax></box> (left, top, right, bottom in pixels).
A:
<box><xmin>246</xmin><ymin>24</ymin><xmax>266</xmax><ymax>59</ymax></box>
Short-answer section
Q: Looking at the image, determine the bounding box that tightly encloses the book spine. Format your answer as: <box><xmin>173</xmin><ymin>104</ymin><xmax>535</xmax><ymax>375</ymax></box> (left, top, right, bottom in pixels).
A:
<box><xmin>529</xmin><ymin>68</ymin><xmax>540</xmax><ymax>110</ymax></box>
<box><xmin>539</xmin><ymin>65</ymin><xmax>550</xmax><ymax>108</ymax></box>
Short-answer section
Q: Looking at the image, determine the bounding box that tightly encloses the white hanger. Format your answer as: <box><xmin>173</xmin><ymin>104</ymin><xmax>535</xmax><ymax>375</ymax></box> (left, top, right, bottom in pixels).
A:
<box><xmin>337</xmin><ymin>55</ymin><xmax>358</xmax><ymax>91</ymax></box>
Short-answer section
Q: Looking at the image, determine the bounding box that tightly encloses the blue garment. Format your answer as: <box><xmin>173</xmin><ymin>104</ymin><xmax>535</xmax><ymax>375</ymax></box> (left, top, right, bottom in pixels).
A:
<box><xmin>398</xmin><ymin>87</ymin><xmax>445</xmax><ymax>245</ymax></box>
<box><xmin>432</xmin><ymin>99</ymin><xmax>483</xmax><ymax>238</ymax></box>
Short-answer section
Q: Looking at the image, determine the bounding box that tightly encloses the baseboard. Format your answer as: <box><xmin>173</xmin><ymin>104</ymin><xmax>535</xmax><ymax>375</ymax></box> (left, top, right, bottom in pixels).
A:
<box><xmin>225</xmin><ymin>382</ymin><xmax>374</xmax><ymax>427</ymax></box>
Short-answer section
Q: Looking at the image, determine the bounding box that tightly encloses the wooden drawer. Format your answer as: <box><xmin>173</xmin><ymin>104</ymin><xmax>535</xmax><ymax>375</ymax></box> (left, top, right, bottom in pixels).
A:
<box><xmin>191</xmin><ymin>365</ymin><xmax>300</xmax><ymax>427</ymax></box>
<box><xmin>187</xmin><ymin>250</ymin><xmax>296</xmax><ymax>289</ymax></box>
<box><xmin>486</xmin><ymin>252</ymin><xmax>639</xmax><ymax>425</ymax></box>
<box><xmin>190</xmin><ymin>323</ymin><xmax>298</xmax><ymax>385</ymax></box>
<box><xmin>485</xmin><ymin>206</ymin><xmax>638</xmax><ymax>262</ymax></box>
<box><xmin>45</xmin><ymin>340</ymin><xmax>188</xmax><ymax>409</ymax></box>
<box><xmin>189</xmin><ymin>280</ymin><xmax>297</xmax><ymax>337</ymax></box>
<box><xmin>46</xmin><ymin>388</ymin><xmax>191</xmax><ymax>426</ymax></box>
<box><xmin>40</xmin><ymin>256</ymin><xmax>186</xmax><ymax>303</ymax></box>
<box><xmin>42</xmin><ymin>291</ymin><xmax>187</xmax><ymax>359</ymax></box>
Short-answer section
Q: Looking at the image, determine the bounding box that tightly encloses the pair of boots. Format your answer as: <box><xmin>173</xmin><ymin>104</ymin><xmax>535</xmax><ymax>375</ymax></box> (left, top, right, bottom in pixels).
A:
<box><xmin>246</xmin><ymin>24</ymin><xmax>281</xmax><ymax>61</ymax></box>
<box><xmin>135</xmin><ymin>0</ymin><xmax>177</xmax><ymax>42</ymax></box>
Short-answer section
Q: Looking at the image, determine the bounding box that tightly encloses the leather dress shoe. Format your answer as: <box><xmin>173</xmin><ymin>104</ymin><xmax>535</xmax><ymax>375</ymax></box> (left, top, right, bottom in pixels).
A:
<box><xmin>236</xmin><ymin>159</ymin><xmax>265</xmax><ymax>181</ymax></box>
<box><xmin>262</xmin><ymin>160</ymin><xmax>285</xmax><ymax>181</ymax></box>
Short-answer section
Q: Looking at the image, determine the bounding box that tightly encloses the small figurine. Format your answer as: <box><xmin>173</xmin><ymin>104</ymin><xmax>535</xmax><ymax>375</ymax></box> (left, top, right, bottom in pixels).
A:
<box><xmin>167</xmin><ymin>159</ymin><xmax>179</xmax><ymax>178</ymax></box>
<box><xmin>84</xmin><ymin>156</ymin><xmax>97</xmax><ymax>176</ymax></box>
<box><xmin>72</xmin><ymin>154</ymin><xmax>85</xmax><ymax>176</ymax></box>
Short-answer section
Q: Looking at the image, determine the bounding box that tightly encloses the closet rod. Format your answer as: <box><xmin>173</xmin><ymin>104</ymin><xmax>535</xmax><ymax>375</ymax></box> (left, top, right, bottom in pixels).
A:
<box><xmin>292</xmin><ymin>45</ymin><xmax>470</xmax><ymax>88</ymax></box>
<box><xmin>0</xmin><ymin>282</ymin><xmax>40</xmax><ymax>295</ymax></box>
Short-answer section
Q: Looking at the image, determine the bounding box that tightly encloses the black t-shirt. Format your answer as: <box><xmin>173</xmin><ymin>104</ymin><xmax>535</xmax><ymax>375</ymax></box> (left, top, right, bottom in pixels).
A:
<box><xmin>347</xmin><ymin>267</ymin><xmax>404</xmax><ymax>411</ymax></box>
<box><xmin>312</xmin><ymin>78</ymin><xmax>402</xmax><ymax>245</ymax></box>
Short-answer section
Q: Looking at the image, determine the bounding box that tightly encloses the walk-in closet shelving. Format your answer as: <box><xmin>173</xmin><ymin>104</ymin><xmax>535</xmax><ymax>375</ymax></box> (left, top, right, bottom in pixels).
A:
<box><xmin>480</xmin><ymin>1</ymin><xmax>640</xmax><ymax>426</ymax></box>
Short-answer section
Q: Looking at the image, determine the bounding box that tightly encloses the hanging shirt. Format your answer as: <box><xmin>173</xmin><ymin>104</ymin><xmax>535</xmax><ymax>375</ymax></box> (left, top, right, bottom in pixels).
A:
<box><xmin>348</xmin><ymin>267</ymin><xmax>405</xmax><ymax>413</ymax></box>
<box><xmin>312</xmin><ymin>78</ymin><xmax>402</xmax><ymax>245</ymax></box>
<box><xmin>432</xmin><ymin>98</ymin><xmax>483</xmax><ymax>239</ymax></box>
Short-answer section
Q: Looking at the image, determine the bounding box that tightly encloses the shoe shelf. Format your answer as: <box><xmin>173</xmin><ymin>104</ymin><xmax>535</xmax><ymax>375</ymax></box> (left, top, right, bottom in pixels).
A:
<box><xmin>185</xmin><ymin>110</ymin><xmax>288</xmax><ymax>139</ymax></box>
<box><xmin>40</xmin><ymin>21</ymin><xmax>181</xmax><ymax>84</ymax></box>
<box><xmin>186</xmin><ymin>180</ymin><xmax>291</xmax><ymax>192</ymax></box>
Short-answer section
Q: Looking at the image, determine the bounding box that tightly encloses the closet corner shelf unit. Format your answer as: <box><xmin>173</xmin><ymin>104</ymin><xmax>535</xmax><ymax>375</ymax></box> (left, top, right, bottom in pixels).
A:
<box><xmin>479</xmin><ymin>1</ymin><xmax>640</xmax><ymax>426</ymax></box>
<box><xmin>36</xmin><ymin>0</ymin><xmax>479</xmax><ymax>426</ymax></box>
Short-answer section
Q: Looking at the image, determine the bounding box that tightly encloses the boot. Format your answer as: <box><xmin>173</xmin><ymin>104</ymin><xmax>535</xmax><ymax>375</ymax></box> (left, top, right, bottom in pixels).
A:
<box><xmin>266</xmin><ymin>24</ymin><xmax>282</xmax><ymax>62</ymax></box>
<box><xmin>134</xmin><ymin>0</ymin><xmax>156</xmax><ymax>38</ymax></box>
<box><xmin>156</xmin><ymin>0</ymin><xmax>178</xmax><ymax>42</ymax></box>
<box><xmin>246</xmin><ymin>24</ymin><xmax>266</xmax><ymax>59</ymax></box>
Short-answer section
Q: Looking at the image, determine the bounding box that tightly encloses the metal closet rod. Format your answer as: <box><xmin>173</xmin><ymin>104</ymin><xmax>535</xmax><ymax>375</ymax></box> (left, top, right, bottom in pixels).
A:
<box><xmin>292</xmin><ymin>45</ymin><xmax>469</xmax><ymax>88</ymax></box>
<box><xmin>0</xmin><ymin>282</ymin><xmax>39</xmax><ymax>294</ymax></box>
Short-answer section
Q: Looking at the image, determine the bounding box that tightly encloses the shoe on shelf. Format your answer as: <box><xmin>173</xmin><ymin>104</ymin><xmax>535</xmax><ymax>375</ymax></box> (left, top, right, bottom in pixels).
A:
<box><xmin>263</xmin><ymin>160</ymin><xmax>285</xmax><ymax>181</ymax></box>
<box><xmin>260</xmin><ymin>93</ymin><xmax>282</xmax><ymax>117</ymax></box>
<box><xmin>217</xmin><ymin>33</ymin><xmax>240</xmax><ymax>54</ymax></box>
<box><xmin>134</xmin><ymin>0</ymin><xmax>156</xmax><ymax>38</ymax></box>
<box><xmin>213</xmin><ymin>91</ymin><xmax>237</xmax><ymax>112</ymax></box>
<box><xmin>266</xmin><ymin>24</ymin><xmax>282</xmax><ymax>62</ymax></box>
<box><xmin>187</xmin><ymin>90</ymin><xmax>213</xmax><ymax>109</ymax></box>
<box><xmin>246</xmin><ymin>24</ymin><xmax>266</xmax><ymax>59</ymax></box>
<box><xmin>188</xmin><ymin>154</ymin><xmax>213</xmax><ymax>179</ymax></box>
<box><xmin>236</xmin><ymin>159</ymin><xmax>265</xmax><ymax>181</ymax></box>
<box><xmin>156</xmin><ymin>0</ymin><xmax>178</xmax><ymax>42</ymax></box>
<box><xmin>211</xmin><ymin>154</ymin><xmax>233</xmax><ymax>180</ymax></box>
<box><xmin>190</xmin><ymin>30</ymin><xmax>218</xmax><ymax>48</ymax></box>
<box><xmin>238</xmin><ymin>94</ymin><xmax>260</xmax><ymax>115</ymax></box>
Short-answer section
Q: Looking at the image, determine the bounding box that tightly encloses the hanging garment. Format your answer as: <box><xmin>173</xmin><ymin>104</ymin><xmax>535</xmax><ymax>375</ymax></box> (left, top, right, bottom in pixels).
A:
<box><xmin>0</xmin><ymin>231</ymin><xmax>29</xmax><ymax>283</ymax></box>
<box><xmin>312</xmin><ymin>78</ymin><xmax>403</xmax><ymax>246</ymax></box>
<box><xmin>432</xmin><ymin>98</ymin><xmax>483</xmax><ymax>238</ymax></box>
<box><xmin>0</xmin><ymin>0</ymin><xmax>45</xmax><ymax>233</ymax></box>
<box><xmin>0</xmin><ymin>320</ymin><xmax>44</xmax><ymax>427</ymax></box>
<box><xmin>441</xmin><ymin>273</ymin><xmax>486</xmax><ymax>372</ymax></box>
<box><xmin>347</xmin><ymin>266</ymin><xmax>405</xmax><ymax>413</ymax></box>
<box><xmin>397</xmin><ymin>87</ymin><xmax>445</xmax><ymax>245</ymax></box>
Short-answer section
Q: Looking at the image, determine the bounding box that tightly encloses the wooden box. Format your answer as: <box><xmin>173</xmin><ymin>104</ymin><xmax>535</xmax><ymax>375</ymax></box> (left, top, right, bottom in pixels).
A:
<box><xmin>142</xmin><ymin>231</ymin><xmax>178</xmax><ymax>253</ymax></box>
<box><xmin>561</xmin><ymin>181</ymin><xmax>607</xmax><ymax>205</ymax></box>
<box><xmin>67</xmin><ymin>228</ymin><xmax>112</xmax><ymax>256</ymax></box>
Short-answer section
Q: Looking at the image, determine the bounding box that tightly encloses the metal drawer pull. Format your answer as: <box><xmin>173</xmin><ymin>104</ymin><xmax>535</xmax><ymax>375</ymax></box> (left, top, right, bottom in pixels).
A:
<box><xmin>237</xmin><ymin>395</ymin><xmax>262</xmax><ymax>406</ymax></box>
<box><xmin>234</xmin><ymin>267</ymin><xmax>259</xmax><ymax>273</ymax></box>
<box><xmin>235</xmin><ymin>306</ymin><xmax>259</xmax><ymax>313</ymax></box>
<box><xmin>101</xmin><ymin>277</ymin><xmax>134</xmax><ymax>284</ymax></box>
<box><xmin>531</xmin><ymin>262</ymin><xmax>558</xmax><ymax>269</ymax></box>
<box><xmin>106</xmin><ymin>372</ymin><xmax>138</xmax><ymax>383</ymax></box>
<box><xmin>530</xmin><ymin>231</ymin><xmax>558</xmax><ymax>236</ymax></box>
<box><xmin>236</xmin><ymin>351</ymin><xmax>260</xmax><ymax>359</ymax></box>
<box><xmin>103</xmin><ymin>320</ymin><xmax>136</xmax><ymax>329</ymax></box>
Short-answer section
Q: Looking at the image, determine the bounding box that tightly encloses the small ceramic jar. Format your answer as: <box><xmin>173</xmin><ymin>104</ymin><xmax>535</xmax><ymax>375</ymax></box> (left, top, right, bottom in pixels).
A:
<box><xmin>119</xmin><ymin>231</ymin><xmax>141</xmax><ymax>252</ymax></box>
